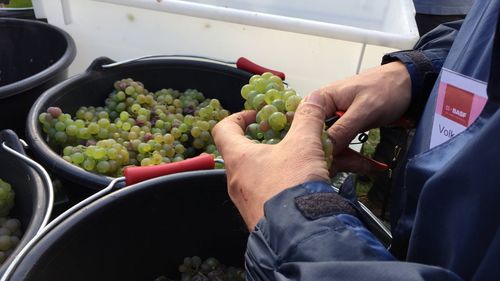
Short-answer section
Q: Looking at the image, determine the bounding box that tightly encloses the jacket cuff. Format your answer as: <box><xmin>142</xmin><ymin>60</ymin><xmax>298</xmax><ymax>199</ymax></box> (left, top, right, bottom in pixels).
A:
<box><xmin>252</xmin><ymin>181</ymin><xmax>393</xmax><ymax>260</ymax></box>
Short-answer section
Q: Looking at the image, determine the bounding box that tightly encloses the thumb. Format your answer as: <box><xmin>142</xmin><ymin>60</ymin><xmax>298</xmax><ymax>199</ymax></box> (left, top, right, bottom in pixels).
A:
<box><xmin>212</xmin><ymin>110</ymin><xmax>256</xmax><ymax>157</ymax></box>
<box><xmin>326</xmin><ymin>101</ymin><xmax>370</xmax><ymax>155</ymax></box>
<box><xmin>286</xmin><ymin>91</ymin><xmax>326</xmax><ymax>140</ymax></box>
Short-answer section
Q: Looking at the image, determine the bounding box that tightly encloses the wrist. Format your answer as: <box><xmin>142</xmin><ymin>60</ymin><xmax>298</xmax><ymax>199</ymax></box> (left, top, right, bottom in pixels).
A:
<box><xmin>382</xmin><ymin>50</ymin><xmax>439</xmax><ymax>124</ymax></box>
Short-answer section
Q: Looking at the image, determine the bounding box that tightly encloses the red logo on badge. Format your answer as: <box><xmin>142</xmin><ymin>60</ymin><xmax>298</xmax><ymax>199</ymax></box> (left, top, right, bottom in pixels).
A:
<box><xmin>442</xmin><ymin>84</ymin><xmax>473</xmax><ymax>126</ymax></box>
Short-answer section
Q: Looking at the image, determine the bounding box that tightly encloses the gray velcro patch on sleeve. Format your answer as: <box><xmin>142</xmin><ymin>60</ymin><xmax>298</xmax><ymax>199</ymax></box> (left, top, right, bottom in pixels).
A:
<box><xmin>295</xmin><ymin>192</ymin><xmax>358</xmax><ymax>220</ymax></box>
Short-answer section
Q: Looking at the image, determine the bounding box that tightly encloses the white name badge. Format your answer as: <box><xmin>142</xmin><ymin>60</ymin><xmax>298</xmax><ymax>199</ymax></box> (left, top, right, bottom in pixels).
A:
<box><xmin>430</xmin><ymin>68</ymin><xmax>488</xmax><ymax>148</ymax></box>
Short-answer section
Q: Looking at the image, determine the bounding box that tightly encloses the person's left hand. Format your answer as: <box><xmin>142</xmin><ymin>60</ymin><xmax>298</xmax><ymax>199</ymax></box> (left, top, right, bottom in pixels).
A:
<box><xmin>212</xmin><ymin>91</ymin><xmax>330</xmax><ymax>230</ymax></box>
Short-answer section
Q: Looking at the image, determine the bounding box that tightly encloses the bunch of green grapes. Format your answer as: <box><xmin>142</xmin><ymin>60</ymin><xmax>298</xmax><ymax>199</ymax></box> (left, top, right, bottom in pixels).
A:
<box><xmin>154</xmin><ymin>256</ymin><xmax>245</xmax><ymax>281</ymax></box>
<box><xmin>240</xmin><ymin>72</ymin><xmax>333</xmax><ymax>168</ymax></box>
<box><xmin>0</xmin><ymin>179</ymin><xmax>23</xmax><ymax>265</ymax></box>
<box><xmin>0</xmin><ymin>179</ymin><xmax>14</xmax><ymax>218</ymax></box>
<box><xmin>38</xmin><ymin>78</ymin><xmax>227</xmax><ymax>177</ymax></box>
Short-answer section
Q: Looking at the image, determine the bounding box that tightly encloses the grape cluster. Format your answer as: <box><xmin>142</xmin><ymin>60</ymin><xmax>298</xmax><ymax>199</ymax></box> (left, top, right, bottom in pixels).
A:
<box><xmin>240</xmin><ymin>72</ymin><xmax>334</xmax><ymax>168</ymax></box>
<box><xmin>0</xmin><ymin>179</ymin><xmax>14</xmax><ymax>218</ymax></box>
<box><xmin>38</xmin><ymin>79</ymin><xmax>227</xmax><ymax>177</ymax></box>
<box><xmin>154</xmin><ymin>256</ymin><xmax>245</xmax><ymax>281</ymax></box>
<box><xmin>0</xmin><ymin>179</ymin><xmax>23</xmax><ymax>265</ymax></box>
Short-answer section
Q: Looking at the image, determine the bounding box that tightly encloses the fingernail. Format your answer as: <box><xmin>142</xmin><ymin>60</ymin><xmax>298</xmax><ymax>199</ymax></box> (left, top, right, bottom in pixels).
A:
<box><xmin>306</xmin><ymin>91</ymin><xmax>323</xmax><ymax>106</ymax></box>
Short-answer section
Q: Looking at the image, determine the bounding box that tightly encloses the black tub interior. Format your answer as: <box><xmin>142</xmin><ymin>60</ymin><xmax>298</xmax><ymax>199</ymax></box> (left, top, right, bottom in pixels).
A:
<box><xmin>12</xmin><ymin>170</ymin><xmax>248</xmax><ymax>281</ymax></box>
<box><xmin>0</xmin><ymin>20</ymin><xmax>68</xmax><ymax>88</ymax></box>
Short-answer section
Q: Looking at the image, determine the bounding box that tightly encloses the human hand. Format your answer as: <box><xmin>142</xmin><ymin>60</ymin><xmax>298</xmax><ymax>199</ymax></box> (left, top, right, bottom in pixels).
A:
<box><xmin>318</xmin><ymin>62</ymin><xmax>412</xmax><ymax>174</ymax></box>
<box><xmin>212</xmin><ymin>92</ymin><xmax>330</xmax><ymax>230</ymax></box>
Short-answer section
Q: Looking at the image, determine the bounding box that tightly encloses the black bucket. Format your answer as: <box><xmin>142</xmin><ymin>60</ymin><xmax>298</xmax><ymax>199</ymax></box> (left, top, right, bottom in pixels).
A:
<box><xmin>25</xmin><ymin>56</ymin><xmax>252</xmax><ymax>193</ymax></box>
<box><xmin>0</xmin><ymin>7</ymin><xmax>36</xmax><ymax>20</ymax></box>
<box><xmin>0</xmin><ymin>129</ymin><xmax>51</xmax><ymax>275</ymax></box>
<box><xmin>7</xmin><ymin>170</ymin><xmax>248</xmax><ymax>281</ymax></box>
<box><xmin>0</xmin><ymin>18</ymin><xmax>76</xmax><ymax>137</ymax></box>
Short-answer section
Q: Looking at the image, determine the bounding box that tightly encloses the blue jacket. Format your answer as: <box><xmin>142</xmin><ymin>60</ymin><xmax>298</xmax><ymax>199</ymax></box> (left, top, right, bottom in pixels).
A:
<box><xmin>245</xmin><ymin>1</ymin><xmax>499</xmax><ymax>280</ymax></box>
<box><xmin>413</xmin><ymin>0</ymin><xmax>474</xmax><ymax>15</ymax></box>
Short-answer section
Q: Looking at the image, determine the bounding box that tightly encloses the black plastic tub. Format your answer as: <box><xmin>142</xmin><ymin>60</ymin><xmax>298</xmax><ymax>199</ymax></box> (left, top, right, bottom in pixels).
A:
<box><xmin>0</xmin><ymin>129</ymin><xmax>51</xmax><ymax>276</ymax></box>
<box><xmin>0</xmin><ymin>18</ymin><xmax>75</xmax><ymax>137</ymax></box>
<box><xmin>0</xmin><ymin>7</ymin><xmax>36</xmax><ymax>20</ymax></box>
<box><xmin>25</xmin><ymin>56</ymin><xmax>252</xmax><ymax>192</ymax></box>
<box><xmin>7</xmin><ymin>170</ymin><xmax>248</xmax><ymax>281</ymax></box>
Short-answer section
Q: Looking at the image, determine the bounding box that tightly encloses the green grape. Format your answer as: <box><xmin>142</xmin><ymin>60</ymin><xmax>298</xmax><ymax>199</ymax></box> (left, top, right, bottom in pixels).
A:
<box><xmin>265</xmin><ymin>82</ymin><xmax>282</xmax><ymax>92</ymax></box>
<box><xmin>0</xmin><ymin>236</ymin><xmax>11</xmax><ymax>251</ymax></box>
<box><xmin>268</xmin><ymin>112</ymin><xmax>287</xmax><ymax>131</ymax></box>
<box><xmin>197</xmin><ymin>121</ymin><xmax>210</xmax><ymax>131</ymax></box>
<box><xmin>269</xmin><ymin>75</ymin><xmax>284</xmax><ymax>88</ymax></box>
<box><xmin>261</xmin><ymin>72</ymin><xmax>274</xmax><ymax>80</ymax></box>
<box><xmin>130</xmin><ymin>104</ymin><xmax>141</xmax><ymax>114</ymax></box>
<box><xmin>191</xmin><ymin>127</ymin><xmax>202</xmax><ymax>138</ymax></box>
<box><xmin>179</xmin><ymin>123</ymin><xmax>189</xmax><ymax>133</ymax></box>
<box><xmin>77</xmin><ymin>128</ymin><xmax>91</xmax><ymax>139</ymax></box>
<box><xmin>94</xmin><ymin>147</ymin><xmax>107</xmax><ymax>160</ymax></box>
<box><xmin>74</xmin><ymin>119</ymin><xmax>85</xmax><ymax>128</ymax></box>
<box><xmin>245</xmin><ymin>123</ymin><xmax>260</xmax><ymax>139</ymax></box>
<box><xmin>137</xmin><ymin>143</ymin><xmax>151</xmax><ymax>154</ymax></box>
<box><xmin>54</xmin><ymin>131</ymin><xmax>68</xmax><ymax>143</ymax></box>
<box><xmin>248</xmin><ymin>74</ymin><xmax>260</xmax><ymax>85</ymax></box>
<box><xmin>246</xmin><ymin>90</ymin><xmax>259</xmax><ymax>104</ymax></box>
<box><xmin>240</xmin><ymin>84</ymin><xmax>254</xmax><ymax>99</ymax></box>
<box><xmin>70</xmin><ymin>152</ymin><xmax>85</xmax><ymax>164</ymax></box>
<box><xmin>253</xmin><ymin>78</ymin><xmax>268</xmax><ymax>93</ymax></box>
<box><xmin>120</xmin><ymin>111</ymin><xmax>130</xmax><ymax>121</ymax></box>
<box><xmin>116</xmin><ymin>91</ymin><xmax>126</xmax><ymax>101</ymax></box>
<box><xmin>0</xmin><ymin>179</ymin><xmax>14</xmax><ymax>217</ymax></box>
<box><xmin>244</xmin><ymin>100</ymin><xmax>253</xmax><ymax>110</ymax></box>
<box><xmin>163</xmin><ymin>134</ymin><xmax>174</xmax><ymax>145</ymax></box>
<box><xmin>98</xmin><ymin>118</ymin><xmax>110</xmax><ymax>128</ymax></box>
<box><xmin>171</xmin><ymin>128</ymin><xmax>182</xmax><ymax>139</ymax></box>
<box><xmin>175</xmin><ymin>144</ymin><xmax>186</xmax><ymax>154</ymax></box>
<box><xmin>264</xmin><ymin>129</ymin><xmax>280</xmax><ymax>140</ymax></box>
<box><xmin>257</xmin><ymin>105</ymin><xmax>278</xmax><ymax>123</ymax></box>
<box><xmin>38</xmin><ymin>112</ymin><xmax>51</xmax><ymax>125</ymax></box>
<box><xmin>264</xmin><ymin>89</ymin><xmax>281</xmax><ymax>104</ymax></box>
<box><xmin>65</xmin><ymin>124</ymin><xmax>78</xmax><ymax>136</ymax></box>
<box><xmin>88</xmin><ymin>122</ymin><xmax>99</xmax><ymax>134</ymax></box>
<box><xmin>96</xmin><ymin>160</ymin><xmax>111</xmax><ymax>173</ymax></box>
<box><xmin>285</xmin><ymin>95</ymin><xmax>302</xmax><ymax>112</ymax></box>
<box><xmin>54</xmin><ymin>121</ymin><xmax>66</xmax><ymax>132</ymax></box>
<box><xmin>199</xmin><ymin>131</ymin><xmax>211</xmax><ymax>142</ymax></box>
<box><xmin>271</xmin><ymin>99</ymin><xmax>286</xmax><ymax>112</ymax></box>
<box><xmin>209</xmin><ymin>99</ymin><xmax>220</xmax><ymax>108</ymax></box>
<box><xmin>252</xmin><ymin>94</ymin><xmax>266</xmax><ymax>111</ymax></box>
<box><xmin>125</xmin><ymin>86</ymin><xmax>135</xmax><ymax>96</ymax></box>
<box><xmin>265</xmin><ymin>138</ymin><xmax>281</xmax><ymax>144</ymax></box>
<box><xmin>107</xmin><ymin>148</ymin><xmax>118</xmax><ymax>159</ymax></box>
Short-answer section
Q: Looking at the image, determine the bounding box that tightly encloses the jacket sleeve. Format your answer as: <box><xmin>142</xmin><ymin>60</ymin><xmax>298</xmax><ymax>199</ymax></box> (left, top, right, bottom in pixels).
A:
<box><xmin>381</xmin><ymin>20</ymin><xmax>463</xmax><ymax>122</ymax></box>
<box><xmin>244</xmin><ymin>181</ymin><xmax>462</xmax><ymax>281</ymax></box>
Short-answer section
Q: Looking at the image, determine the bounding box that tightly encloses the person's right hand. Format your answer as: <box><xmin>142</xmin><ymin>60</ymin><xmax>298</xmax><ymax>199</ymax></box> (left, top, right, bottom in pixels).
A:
<box><xmin>317</xmin><ymin>61</ymin><xmax>412</xmax><ymax>174</ymax></box>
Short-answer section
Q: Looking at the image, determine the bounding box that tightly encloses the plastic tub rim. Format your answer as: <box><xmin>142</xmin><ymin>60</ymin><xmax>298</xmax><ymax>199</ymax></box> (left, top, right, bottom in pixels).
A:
<box><xmin>0</xmin><ymin>17</ymin><xmax>76</xmax><ymax>99</ymax></box>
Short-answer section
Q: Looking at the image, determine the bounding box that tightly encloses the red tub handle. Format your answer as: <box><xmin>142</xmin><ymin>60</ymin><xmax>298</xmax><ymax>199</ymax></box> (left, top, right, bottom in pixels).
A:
<box><xmin>236</xmin><ymin>57</ymin><xmax>286</xmax><ymax>80</ymax></box>
<box><xmin>124</xmin><ymin>153</ymin><xmax>215</xmax><ymax>186</ymax></box>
